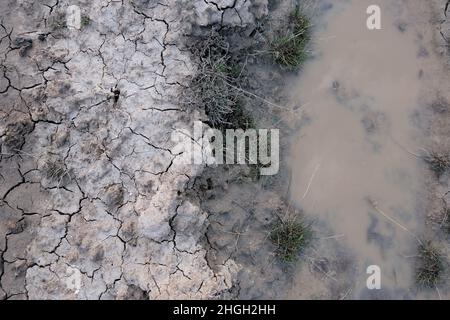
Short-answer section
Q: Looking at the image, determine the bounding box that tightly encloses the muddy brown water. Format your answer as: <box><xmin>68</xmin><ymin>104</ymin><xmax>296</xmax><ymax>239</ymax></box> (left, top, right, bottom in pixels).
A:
<box><xmin>288</xmin><ymin>0</ymin><xmax>447</xmax><ymax>299</ymax></box>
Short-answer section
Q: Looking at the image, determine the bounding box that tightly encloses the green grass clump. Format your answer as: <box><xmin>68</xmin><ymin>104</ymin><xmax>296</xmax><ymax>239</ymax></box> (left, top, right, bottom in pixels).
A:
<box><xmin>50</xmin><ymin>12</ymin><xmax>67</xmax><ymax>30</ymax></box>
<box><xmin>415</xmin><ymin>242</ymin><xmax>444</xmax><ymax>288</ymax></box>
<box><xmin>271</xmin><ymin>9</ymin><xmax>311</xmax><ymax>70</ymax></box>
<box><xmin>270</xmin><ymin>217</ymin><xmax>312</xmax><ymax>262</ymax></box>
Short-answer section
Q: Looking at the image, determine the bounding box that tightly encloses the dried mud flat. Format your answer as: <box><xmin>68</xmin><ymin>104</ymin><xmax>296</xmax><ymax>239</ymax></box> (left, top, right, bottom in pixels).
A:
<box><xmin>0</xmin><ymin>0</ymin><xmax>450</xmax><ymax>300</ymax></box>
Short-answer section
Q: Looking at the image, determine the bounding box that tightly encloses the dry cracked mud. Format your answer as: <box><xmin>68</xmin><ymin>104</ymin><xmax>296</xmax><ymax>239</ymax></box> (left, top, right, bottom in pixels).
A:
<box><xmin>0</xmin><ymin>0</ymin><xmax>273</xmax><ymax>300</ymax></box>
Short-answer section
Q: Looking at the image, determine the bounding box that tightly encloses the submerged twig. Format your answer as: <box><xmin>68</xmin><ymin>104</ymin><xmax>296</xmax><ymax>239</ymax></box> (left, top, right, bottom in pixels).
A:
<box><xmin>301</xmin><ymin>162</ymin><xmax>321</xmax><ymax>201</ymax></box>
<box><xmin>367</xmin><ymin>198</ymin><xmax>423</xmax><ymax>246</ymax></box>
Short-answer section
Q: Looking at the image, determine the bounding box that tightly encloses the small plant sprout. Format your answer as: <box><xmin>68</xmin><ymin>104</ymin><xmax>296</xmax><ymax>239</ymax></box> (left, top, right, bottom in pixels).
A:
<box><xmin>42</xmin><ymin>157</ymin><xmax>71</xmax><ymax>186</ymax></box>
<box><xmin>81</xmin><ymin>14</ymin><xmax>91</xmax><ymax>27</ymax></box>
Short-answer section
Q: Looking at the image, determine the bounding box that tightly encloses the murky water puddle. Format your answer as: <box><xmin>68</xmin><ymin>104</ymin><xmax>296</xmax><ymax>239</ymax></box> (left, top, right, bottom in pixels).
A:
<box><xmin>288</xmin><ymin>0</ymin><xmax>438</xmax><ymax>298</ymax></box>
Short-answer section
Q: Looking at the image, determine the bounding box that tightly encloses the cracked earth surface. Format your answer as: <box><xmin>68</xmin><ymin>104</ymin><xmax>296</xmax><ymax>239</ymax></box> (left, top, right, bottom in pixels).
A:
<box><xmin>0</xmin><ymin>0</ymin><xmax>270</xmax><ymax>300</ymax></box>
